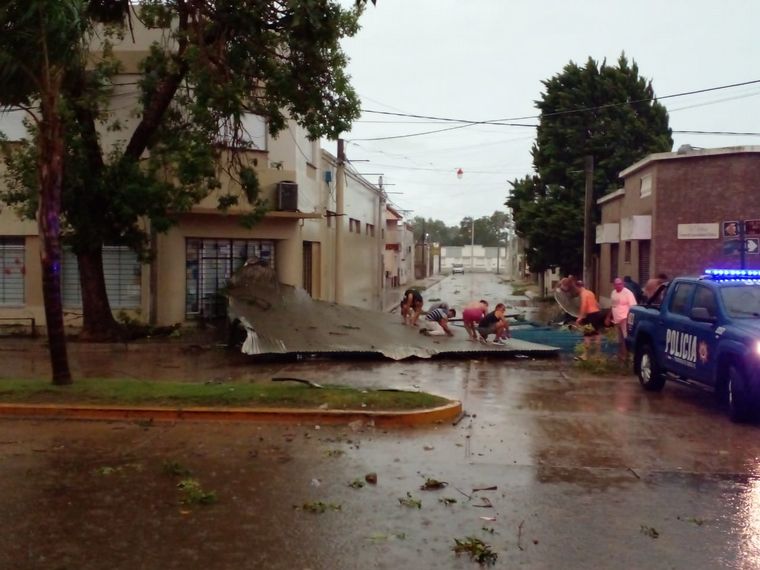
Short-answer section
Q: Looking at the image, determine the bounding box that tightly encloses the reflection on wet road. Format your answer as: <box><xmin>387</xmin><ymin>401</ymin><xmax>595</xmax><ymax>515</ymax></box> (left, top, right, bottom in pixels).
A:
<box><xmin>3</xmin><ymin>274</ymin><xmax>760</xmax><ymax>567</ymax></box>
<box><xmin>4</xmin><ymin>357</ymin><xmax>760</xmax><ymax>568</ymax></box>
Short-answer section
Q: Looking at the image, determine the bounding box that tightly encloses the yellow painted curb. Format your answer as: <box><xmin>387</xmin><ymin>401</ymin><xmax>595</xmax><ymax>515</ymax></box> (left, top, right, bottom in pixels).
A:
<box><xmin>0</xmin><ymin>400</ymin><xmax>462</xmax><ymax>428</ymax></box>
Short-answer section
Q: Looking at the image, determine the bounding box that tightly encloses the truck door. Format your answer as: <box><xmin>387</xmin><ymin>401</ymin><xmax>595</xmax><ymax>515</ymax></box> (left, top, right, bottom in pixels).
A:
<box><xmin>688</xmin><ymin>285</ymin><xmax>720</xmax><ymax>386</ymax></box>
<box><xmin>663</xmin><ymin>282</ymin><xmax>697</xmax><ymax>378</ymax></box>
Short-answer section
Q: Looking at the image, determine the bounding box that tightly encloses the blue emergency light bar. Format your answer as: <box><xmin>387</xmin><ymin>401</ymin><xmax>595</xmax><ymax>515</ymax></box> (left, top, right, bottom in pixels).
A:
<box><xmin>704</xmin><ymin>268</ymin><xmax>760</xmax><ymax>281</ymax></box>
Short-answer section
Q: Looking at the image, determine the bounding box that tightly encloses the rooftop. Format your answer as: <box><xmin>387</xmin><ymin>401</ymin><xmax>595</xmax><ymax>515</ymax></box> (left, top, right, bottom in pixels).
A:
<box><xmin>620</xmin><ymin>146</ymin><xmax>760</xmax><ymax>178</ymax></box>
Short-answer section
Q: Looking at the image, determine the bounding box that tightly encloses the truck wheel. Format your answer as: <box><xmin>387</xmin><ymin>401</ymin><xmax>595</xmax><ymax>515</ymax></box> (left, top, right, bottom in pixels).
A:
<box><xmin>727</xmin><ymin>364</ymin><xmax>754</xmax><ymax>423</ymax></box>
<box><xmin>636</xmin><ymin>344</ymin><xmax>665</xmax><ymax>391</ymax></box>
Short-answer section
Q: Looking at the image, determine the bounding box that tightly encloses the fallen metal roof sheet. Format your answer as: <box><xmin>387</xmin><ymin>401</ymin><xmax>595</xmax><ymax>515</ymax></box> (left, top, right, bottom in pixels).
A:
<box><xmin>226</xmin><ymin>266</ymin><xmax>559</xmax><ymax>361</ymax></box>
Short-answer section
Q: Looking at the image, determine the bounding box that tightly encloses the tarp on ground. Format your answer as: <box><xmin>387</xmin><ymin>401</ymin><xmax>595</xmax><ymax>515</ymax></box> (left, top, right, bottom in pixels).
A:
<box><xmin>226</xmin><ymin>264</ymin><xmax>559</xmax><ymax>361</ymax></box>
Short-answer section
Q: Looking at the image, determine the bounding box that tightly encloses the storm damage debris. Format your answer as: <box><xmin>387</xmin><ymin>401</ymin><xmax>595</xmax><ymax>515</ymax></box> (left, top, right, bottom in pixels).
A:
<box><xmin>452</xmin><ymin>537</ymin><xmax>498</xmax><ymax>566</ymax></box>
<box><xmin>226</xmin><ymin>263</ymin><xmax>559</xmax><ymax>360</ymax></box>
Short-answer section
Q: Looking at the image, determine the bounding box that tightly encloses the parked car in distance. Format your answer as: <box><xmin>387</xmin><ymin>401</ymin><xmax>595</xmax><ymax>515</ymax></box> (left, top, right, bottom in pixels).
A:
<box><xmin>452</xmin><ymin>263</ymin><xmax>465</xmax><ymax>274</ymax></box>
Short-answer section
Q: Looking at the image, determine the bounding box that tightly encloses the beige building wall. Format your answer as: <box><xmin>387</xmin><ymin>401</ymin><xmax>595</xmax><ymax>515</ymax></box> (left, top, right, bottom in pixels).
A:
<box><xmin>0</xmin><ymin>21</ymin><xmax>389</xmax><ymax>328</ymax></box>
<box><xmin>321</xmin><ymin>151</ymin><xmax>384</xmax><ymax>310</ymax></box>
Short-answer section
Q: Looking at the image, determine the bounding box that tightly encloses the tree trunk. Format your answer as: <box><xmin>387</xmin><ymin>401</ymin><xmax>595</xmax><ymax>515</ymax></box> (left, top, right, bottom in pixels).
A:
<box><xmin>78</xmin><ymin>246</ymin><xmax>120</xmax><ymax>341</ymax></box>
<box><xmin>38</xmin><ymin>94</ymin><xmax>72</xmax><ymax>385</ymax></box>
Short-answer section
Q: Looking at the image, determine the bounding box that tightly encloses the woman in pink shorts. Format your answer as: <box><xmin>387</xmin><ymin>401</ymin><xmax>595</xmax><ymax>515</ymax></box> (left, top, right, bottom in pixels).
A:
<box><xmin>462</xmin><ymin>300</ymin><xmax>488</xmax><ymax>341</ymax></box>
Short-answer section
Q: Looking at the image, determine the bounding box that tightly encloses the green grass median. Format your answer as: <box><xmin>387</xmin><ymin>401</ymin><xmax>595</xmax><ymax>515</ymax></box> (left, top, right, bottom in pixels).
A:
<box><xmin>0</xmin><ymin>378</ymin><xmax>450</xmax><ymax>411</ymax></box>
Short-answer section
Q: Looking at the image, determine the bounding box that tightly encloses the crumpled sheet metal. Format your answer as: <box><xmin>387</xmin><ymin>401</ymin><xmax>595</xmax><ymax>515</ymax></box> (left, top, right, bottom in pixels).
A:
<box><xmin>226</xmin><ymin>265</ymin><xmax>559</xmax><ymax>360</ymax></box>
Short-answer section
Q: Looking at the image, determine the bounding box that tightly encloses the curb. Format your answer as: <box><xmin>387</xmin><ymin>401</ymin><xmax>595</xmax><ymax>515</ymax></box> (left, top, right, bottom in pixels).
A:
<box><xmin>0</xmin><ymin>400</ymin><xmax>462</xmax><ymax>428</ymax></box>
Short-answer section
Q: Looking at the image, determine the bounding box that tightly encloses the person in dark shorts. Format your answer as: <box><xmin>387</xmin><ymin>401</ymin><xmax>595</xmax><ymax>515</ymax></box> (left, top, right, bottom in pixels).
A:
<box><xmin>400</xmin><ymin>288</ymin><xmax>423</xmax><ymax>326</ymax></box>
<box><xmin>575</xmin><ymin>282</ymin><xmax>606</xmax><ymax>360</ymax></box>
<box><xmin>477</xmin><ymin>303</ymin><xmax>510</xmax><ymax>345</ymax></box>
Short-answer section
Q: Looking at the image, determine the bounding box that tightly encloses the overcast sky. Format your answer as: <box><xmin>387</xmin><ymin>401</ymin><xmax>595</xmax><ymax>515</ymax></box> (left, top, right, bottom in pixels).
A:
<box><xmin>336</xmin><ymin>0</ymin><xmax>760</xmax><ymax>225</ymax></box>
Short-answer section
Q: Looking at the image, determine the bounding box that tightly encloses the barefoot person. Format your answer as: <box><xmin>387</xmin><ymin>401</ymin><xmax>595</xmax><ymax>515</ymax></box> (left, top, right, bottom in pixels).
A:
<box><xmin>400</xmin><ymin>289</ymin><xmax>423</xmax><ymax>326</ymax></box>
<box><xmin>575</xmin><ymin>282</ymin><xmax>605</xmax><ymax>360</ymax></box>
<box><xmin>462</xmin><ymin>300</ymin><xmax>489</xmax><ymax>341</ymax></box>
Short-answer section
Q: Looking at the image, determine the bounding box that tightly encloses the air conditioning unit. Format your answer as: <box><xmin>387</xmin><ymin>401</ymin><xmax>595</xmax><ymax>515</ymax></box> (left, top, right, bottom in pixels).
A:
<box><xmin>276</xmin><ymin>181</ymin><xmax>298</xmax><ymax>211</ymax></box>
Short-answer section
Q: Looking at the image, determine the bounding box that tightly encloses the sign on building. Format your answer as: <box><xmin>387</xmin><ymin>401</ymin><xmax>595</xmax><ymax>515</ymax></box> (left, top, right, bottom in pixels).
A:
<box><xmin>677</xmin><ymin>223</ymin><xmax>719</xmax><ymax>240</ymax></box>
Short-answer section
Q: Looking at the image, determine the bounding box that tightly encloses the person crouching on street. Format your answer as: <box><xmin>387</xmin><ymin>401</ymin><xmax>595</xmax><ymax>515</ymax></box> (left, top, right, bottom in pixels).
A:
<box><xmin>400</xmin><ymin>288</ymin><xmax>424</xmax><ymax>327</ymax></box>
<box><xmin>420</xmin><ymin>307</ymin><xmax>456</xmax><ymax>336</ymax></box>
<box><xmin>462</xmin><ymin>299</ymin><xmax>489</xmax><ymax>341</ymax></box>
<box><xmin>608</xmin><ymin>277</ymin><xmax>637</xmax><ymax>362</ymax></box>
<box><xmin>575</xmin><ymin>281</ymin><xmax>605</xmax><ymax>360</ymax></box>
<box><xmin>477</xmin><ymin>303</ymin><xmax>510</xmax><ymax>345</ymax></box>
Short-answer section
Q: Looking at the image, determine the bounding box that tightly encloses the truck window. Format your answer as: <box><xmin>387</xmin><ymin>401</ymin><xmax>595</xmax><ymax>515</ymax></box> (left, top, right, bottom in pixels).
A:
<box><xmin>693</xmin><ymin>286</ymin><xmax>718</xmax><ymax>318</ymax></box>
<box><xmin>669</xmin><ymin>283</ymin><xmax>695</xmax><ymax>316</ymax></box>
<box><xmin>720</xmin><ymin>285</ymin><xmax>760</xmax><ymax>318</ymax></box>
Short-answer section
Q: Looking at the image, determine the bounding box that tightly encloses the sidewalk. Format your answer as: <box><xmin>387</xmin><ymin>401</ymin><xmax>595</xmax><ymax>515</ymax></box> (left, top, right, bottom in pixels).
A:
<box><xmin>382</xmin><ymin>273</ymin><xmax>448</xmax><ymax>312</ymax></box>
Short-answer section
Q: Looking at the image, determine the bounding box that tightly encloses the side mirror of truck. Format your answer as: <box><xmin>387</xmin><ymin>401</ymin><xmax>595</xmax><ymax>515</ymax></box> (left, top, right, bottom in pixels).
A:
<box><xmin>690</xmin><ymin>307</ymin><xmax>717</xmax><ymax>324</ymax></box>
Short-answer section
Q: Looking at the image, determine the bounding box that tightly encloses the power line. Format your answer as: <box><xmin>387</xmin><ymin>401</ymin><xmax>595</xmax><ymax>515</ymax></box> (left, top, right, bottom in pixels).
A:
<box><xmin>673</xmin><ymin>129</ymin><xmax>760</xmax><ymax>136</ymax></box>
<box><xmin>353</xmin><ymin>78</ymin><xmax>760</xmax><ymax>141</ymax></box>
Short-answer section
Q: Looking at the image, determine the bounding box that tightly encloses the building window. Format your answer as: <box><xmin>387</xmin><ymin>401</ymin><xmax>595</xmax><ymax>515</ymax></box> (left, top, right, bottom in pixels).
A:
<box><xmin>62</xmin><ymin>246</ymin><xmax>141</xmax><ymax>309</ymax></box>
<box><xmin>640</xmin><ymin>174</ymin><xmax>652</xmax><ymax>198</ymax></box>
<box><xmin>0</xmin><ymin>237</ymin><xmax>24</xmax><ymax>305</ymax></box>
<box><xmin>624</xmin><ymin>241</ymin><xmax>631</xmax><ymax>263</ymax></box>
<box><xmin>185</xmin><ymin>238</ymin><xmax>275</xmax><ymax>318</ymax></box>
<box><xmin>349</xmin><ymin>218</ymin><xmax>360</xmax><ymax>233</ymax></box>
<box><xmin>366</xmin><ymin>223</ymin><xmax>375</xmax><ymax>237</ymax></box>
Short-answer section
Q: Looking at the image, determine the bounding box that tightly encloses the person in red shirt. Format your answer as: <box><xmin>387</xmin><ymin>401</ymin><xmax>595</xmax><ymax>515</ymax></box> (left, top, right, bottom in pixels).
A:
<box><xmin>575</xmin><ymin>281</ymin><xmax>605</xmax><ymax>361</ymax></box>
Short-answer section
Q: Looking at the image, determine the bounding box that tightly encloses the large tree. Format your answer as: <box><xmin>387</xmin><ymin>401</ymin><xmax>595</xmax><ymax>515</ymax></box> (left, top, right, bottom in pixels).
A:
<box><xmin>507</xmin><ymin>54</ymin><xmax>672</xmax><ymax>274</ymax></box>
<box><xmin>0</xmin><ymin>0</ymin><xmax>91</xmax><ymax>383</ymax></box>
<box><xmin>2</xmin><ymin>0</ymin><xmax>373</xmax><ymax>340</ymax></box>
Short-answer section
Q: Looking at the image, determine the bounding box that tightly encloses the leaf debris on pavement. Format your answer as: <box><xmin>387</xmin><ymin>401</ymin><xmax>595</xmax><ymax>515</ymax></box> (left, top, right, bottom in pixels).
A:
<box><xmin>295</xmin><ymin>501</ymin><xmax>342</xmax><ymax>514</ymax></box>
<box><xmin>177</xmin><ymin>479</ymin><xmax>217</xmax><ymax>505</ymax></box>
<box><xmin>420</xmin><ymin>477</ymin><xmax>448</xmax><ymax>491</ymax></box>
<box><xmin>640</xmin><ymin>525</ymin><xmax>660</xmax><ymax>539</ymax></box>
<box><xmin>398</xmin><ymin>492</ymin><xmax>422</xmax><ymax>509</ymax></box>
<box><xmin>439</xmin><ymin>497</ymin><xmax>458</xmax><ymax>506</ymax></box>
<box><xmin>452</xmin><ymin>536</ymin><xmax>498</xmax><ymax>566</ymax></box>
<box><xmin>348</xmin><ymin>478</ymin><xmax>365</xmax><ymax>489</ymax></box>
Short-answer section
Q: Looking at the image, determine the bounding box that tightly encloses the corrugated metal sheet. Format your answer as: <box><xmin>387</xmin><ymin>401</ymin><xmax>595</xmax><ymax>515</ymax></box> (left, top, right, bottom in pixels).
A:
<box><xmin>227</xmin><ymin>266</ymin><xmax>559</xmax><ymax>360</ymax></box>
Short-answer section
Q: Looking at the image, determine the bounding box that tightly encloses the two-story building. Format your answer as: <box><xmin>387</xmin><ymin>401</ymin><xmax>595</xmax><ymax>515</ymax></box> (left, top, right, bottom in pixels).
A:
<box><xmin>0</xmin><ymin>25</ymin><xmax>389</xmax><ymax>330</ymax></box>
<box><xmin>595</xmin><ymin>145</ymin><xmax>760</xmax><ymax>301</ymax></box>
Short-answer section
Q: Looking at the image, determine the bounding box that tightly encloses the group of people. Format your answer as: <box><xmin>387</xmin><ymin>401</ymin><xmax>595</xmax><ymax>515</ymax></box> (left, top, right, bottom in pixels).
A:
<box><xmin>561</xmin><ymin>272</ymin><xmax>669</xmax><ymax>361</ymax></box>
<box><xmin>399</xmin><ymin>289</ymin><xmax>510</xmax><ymax>345</ymax></box>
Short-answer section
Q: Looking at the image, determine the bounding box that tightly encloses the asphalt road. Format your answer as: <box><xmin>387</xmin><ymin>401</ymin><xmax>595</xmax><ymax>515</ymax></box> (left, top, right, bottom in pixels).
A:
<box><xmin>2</xmin><ymin>274</ymin><xmax>760</xmax><ymax>569</ymax></box>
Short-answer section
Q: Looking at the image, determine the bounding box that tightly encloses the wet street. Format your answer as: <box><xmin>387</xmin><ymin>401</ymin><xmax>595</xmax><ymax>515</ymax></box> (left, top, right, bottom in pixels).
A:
<box><xmin>2</xmin><ymin>274</ymin><xmax>760</xmax><ymax>568</ymax></box>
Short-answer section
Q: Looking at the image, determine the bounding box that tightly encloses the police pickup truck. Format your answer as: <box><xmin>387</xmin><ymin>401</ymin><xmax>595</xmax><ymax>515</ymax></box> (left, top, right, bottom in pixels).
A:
<box><xmin>626</xmin><ymin>269</ymin><xmax>760</xmax><ymax>422</ymax></box>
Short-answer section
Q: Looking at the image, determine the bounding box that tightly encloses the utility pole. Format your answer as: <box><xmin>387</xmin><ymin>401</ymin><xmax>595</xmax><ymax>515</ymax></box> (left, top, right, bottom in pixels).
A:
<box><xmin>470</xmin><ymin>217</ymin><xmax>475</xmax><ymax>270</ymax></box>
<box><xmin>334</xmin><ymin>139</ymin><xmax>345</xmax><ymax>304</ymax></box>
<box><xmin>583</xmin><ymin>156</ymin><xmax>594</xmax><ymax>287</ymax></box>
<box><xmin>377</xmin><ymin>176</ymin><xmax>385</xmax><ymax>310</ymax></box>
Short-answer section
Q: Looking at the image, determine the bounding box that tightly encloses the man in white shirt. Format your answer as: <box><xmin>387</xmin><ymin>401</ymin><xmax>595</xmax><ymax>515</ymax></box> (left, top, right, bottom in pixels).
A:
<box><xmin>610</xmin><ymin>277</ymin><xmax>637</xmax><ymax>361</ymax></box>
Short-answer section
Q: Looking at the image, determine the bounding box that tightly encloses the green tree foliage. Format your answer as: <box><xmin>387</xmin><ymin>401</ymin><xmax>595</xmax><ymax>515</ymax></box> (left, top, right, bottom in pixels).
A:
<box><xmin>1</xmin><ymin>0</ymin><xmax>373</xmax><ymax>339</ymax></box>
<box><xmin>450</xmin><ymin>211</ymin><xmax>510</xmax><ymax>247</ymax></box>
<box><xmin>411</xmin><ymin>211</ymin><xmax>510</xmax><ymax>246</ymax></box>
<box><xmin>411</xmin><ymin>216</ymin><xmax>455</xmax><ymax>244</ymax></box>
<box><xmin>507</xmin><ymin>54</ymin><xmax>672</xmax><ymax>274</ymax></box>
<box><xmin>0</xmin><ymin>0</ymin><xmax>90</xmax><ymax>383</ymax></box>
